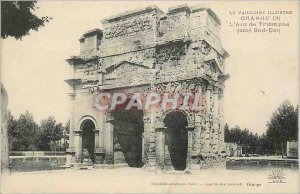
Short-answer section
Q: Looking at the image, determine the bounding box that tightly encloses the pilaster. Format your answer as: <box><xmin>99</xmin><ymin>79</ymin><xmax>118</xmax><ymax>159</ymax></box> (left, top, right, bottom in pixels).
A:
<box><xmin>185</xmin><ymin>126</ymin><xmax>195</xmax><ymax>171</ymax></box>
<box><xmin>193</xmin><ymin>85</ymin><xmax>202</xmax><ymax>154</ymax></box>
<box><xmin>155</xmin><ymin>126</ymin><xmax>166</xmax><ymax>170</ymax></box>
<box><xmin>142</xmin><ymin>111</ymin><xmax>157</xmax><ymax>171</ymax></box>
<box><xmin>104</xmin><ymin>118</ymin><xmax>114</xmax><ymax>165</ymax></box>
<box><xmin>204</xmin><ymin>85</ymin><xmax>212</xmax><ymax>153</ymax></box>
<box><xmin>94</xmin><ymin>110</ymin><xmax>106</xmax><ymax>164</ymax></box>
<box><xmin>74</xmin><ymin>130</ymin><xmax>83</xmax><ymax>163</ymax></box>
<box><xmin>66</xmin><ymin>92</ymin><xmax>76</xmax><ymax>162</ymax></box>
<box><xmin>211</xmin><ymin>87</ymin><xmax>219</xmax><ymax>153</ymax></box>
<box><xmin>218</xmin><ymin>90</ymin><xmax>225</xmax><ymax>153</ymax></box>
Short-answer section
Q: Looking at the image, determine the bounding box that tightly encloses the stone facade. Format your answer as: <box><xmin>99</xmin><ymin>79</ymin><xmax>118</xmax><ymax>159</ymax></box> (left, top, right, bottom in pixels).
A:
<box><xmin>1</xmin><ymin>84</ymin><xmax>9</xmax><ymax>172</ymax></box>
<box><xmin>66</xmin><ymin>5</ymin><xmax>229</xmax><ymax>171</ymax></box>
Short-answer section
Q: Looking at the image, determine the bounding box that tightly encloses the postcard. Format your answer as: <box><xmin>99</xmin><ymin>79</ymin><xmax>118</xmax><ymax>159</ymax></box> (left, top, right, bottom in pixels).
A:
<box><xmin>1</xmin><ymin>1</ymin><xmax>299</xmax><ymax>193</ymax></box>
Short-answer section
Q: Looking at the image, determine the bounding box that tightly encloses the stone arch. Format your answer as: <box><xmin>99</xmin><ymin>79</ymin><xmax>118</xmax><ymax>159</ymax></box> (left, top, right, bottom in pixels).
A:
<box><xmin>158</xmin><ymin>109</ymin><xmax>194</xmax><ymax>128</ymax></box>
<box><xmin>109</xmin><ymin>109</ymin><xmax>144</xmax><ymax>168</ymax></box>
<box><xmin>76</xmin><ymin>115</ymin><xmax>98</xmax><ymax>163</ymax></box>
<box><xmin>162</xmin><ymin>110</ymin><xmax>190</xmax><ymax>170</ymax></box>
<box><xmin>77</xmin><ymin>115</ymin><xmax>99</xmax><ymax>131</ymax></box>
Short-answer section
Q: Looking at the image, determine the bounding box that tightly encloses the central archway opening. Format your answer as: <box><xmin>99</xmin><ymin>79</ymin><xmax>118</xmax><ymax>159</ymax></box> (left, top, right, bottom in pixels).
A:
<box><xmin>112</xmin><ymin>109</ymin><xmax>144</xmax><ymax>168</ymax></box>
<box><xmin>163</xmin><ymin>111</ymin><xmax>188</xmax><ymax>171</ymax></box>
<box><xmin>81</xmin><ymin>119</ymin><xmax>95</xmax><ymax>163</ymax></box>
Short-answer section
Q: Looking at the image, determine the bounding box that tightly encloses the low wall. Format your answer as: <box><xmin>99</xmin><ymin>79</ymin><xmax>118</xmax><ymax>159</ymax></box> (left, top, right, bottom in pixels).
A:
<box><xmin>190</xmin><ymin>154</ymin><xmax>226</xmax><ymax>170</ymax></box>
<box><xmin>9</xmin><ymin>156</ymin><xmax>67</xmax><ymax>172</ymax></box>
<box><xmin>226</xmin><ymin>157</ymin><xmax>299</xmax><ymax>170</ymax></box>
<box><xmin>10</xmin><ymin>151</ymin><xmax>66</xmax><ymax>156</ymax></box>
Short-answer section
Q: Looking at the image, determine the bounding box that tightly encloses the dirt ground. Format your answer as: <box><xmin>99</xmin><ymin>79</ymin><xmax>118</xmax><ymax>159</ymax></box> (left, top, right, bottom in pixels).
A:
<box><xmin>1</xmin><ymin>167</ymin><xmax>299</xmax><ymax>193</ymax></box>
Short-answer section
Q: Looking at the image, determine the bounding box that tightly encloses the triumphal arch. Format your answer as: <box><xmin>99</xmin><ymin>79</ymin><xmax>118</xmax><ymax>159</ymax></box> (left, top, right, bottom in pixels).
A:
<box><xmin>66</xmin><ymin>4</ymin><xmax>229</xmax><ymax>171</ymax></box>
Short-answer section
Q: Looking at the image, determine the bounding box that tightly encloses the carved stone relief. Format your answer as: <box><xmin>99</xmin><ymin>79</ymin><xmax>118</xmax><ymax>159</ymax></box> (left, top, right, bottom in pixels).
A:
<box><xmin>200</xmin><ymin>41</ymin><xmax>212</xmax><ymax>55</ymax></box>
<box><xmin>104</xmin><ymin>16</ymin><xmax>154</xmax><ymax>39</ymax></box>
<box><xmin>156</xmin><ymin>42</ymin><xmax>188</xmax><ymax>63</ymax></box>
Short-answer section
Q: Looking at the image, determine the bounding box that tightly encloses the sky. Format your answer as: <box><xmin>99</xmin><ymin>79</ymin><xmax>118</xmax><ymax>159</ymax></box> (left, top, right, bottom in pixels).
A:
<box><xmin>1</xmin><ymin>1</ymin><xmax>299</xmax><ymax>134</ymax></box>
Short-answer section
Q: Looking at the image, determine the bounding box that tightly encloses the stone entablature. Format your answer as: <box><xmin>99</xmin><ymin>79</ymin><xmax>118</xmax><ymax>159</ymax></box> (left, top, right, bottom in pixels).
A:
<box><xmin>66</xmin><ymin>4</ymin><xmax>229</xmax><ymax>171</ymax></box>
<box><xmin>66</xmin><ymin>5</ymin><xmax>228</xmax><ymax>91</ymax></box>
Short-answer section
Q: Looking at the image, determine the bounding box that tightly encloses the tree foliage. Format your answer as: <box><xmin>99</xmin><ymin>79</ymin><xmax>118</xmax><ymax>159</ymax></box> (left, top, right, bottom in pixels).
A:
<box><xmin>38</xmin><ymin>116</ymin><xmax>63</xmax><ymax>151</ymax></box>
<box><xmin>7</xmin><ymin>111</ymin><xmax>39</xmax><ymax>151</ymax></box>
<box><xmin>225</xmin><ymin>100</ymin><xmax>298</xmax><ymax>156</ymax></box>
<box><xmin>225</xmin><ymin>125</ymin><xmax>262</xmax><ymax>154</ymax></box>
<box><xmin>1</xmin><ymin>1</ymin><xmax>51</xmax><ymax>39</ymax></box>
<box><xmin>7</xmin><ymin>111</ymin><xmax>17</xmax><ymax>151</ymax></box>
<box><xmin>7</xmin><ymin>111</ymin><xmax>67</xmax><ymax>151</ymax></box>
<box><xmin>265</xmin><ymin>101</ymin><xmax>298</xmax><ymax>155</ymax></box>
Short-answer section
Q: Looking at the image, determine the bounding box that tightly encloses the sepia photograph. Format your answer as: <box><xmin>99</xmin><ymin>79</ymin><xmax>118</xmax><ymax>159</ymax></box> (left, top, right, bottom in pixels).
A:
<box><xmin>0</xmin><ymin>1</ymin><xmax>299</xmax><ymax>193</ymax></box>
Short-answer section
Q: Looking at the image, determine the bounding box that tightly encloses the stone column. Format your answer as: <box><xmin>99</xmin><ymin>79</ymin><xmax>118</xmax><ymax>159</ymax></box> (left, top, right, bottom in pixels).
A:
<box><xmin>186</xmin><ymin>126</ymin><xmax>195</xmax><ymax>171</ymax></box>
<box><xmin>218</xmin><ymin>90</ymin><xmax>225</xmax><ymax>153</ymax></box>
<box><xmin>104</xmin><ymin>119</ymin><xmax>114</xmax><ymax>165</ymax></box>
<box><xmin>141</xmin><ymin>132</ymin><xmax>145</xmax><ymax>164</ymax></box>
<box><xmin>204</xmin><ymin>85</ymin><xmax>212</xmax><ymax>153</ymax></box>
<box><xmin>93</xmin><ymin>129</ymin><xmax>100</xmax><ymax>163</ymax></box>
<box><xmin>155</xmin><ymin>126</ymin><xmax>166</xmax><ymax>170</ymax></box>
<box><xmin>94</xmin><ymin>110</ymin><xmax>106</xmax><ymax>164</ymax></box>
<box><xmin>164</xmin><ymin>142</ymin><xmax>174</xmax><ymax>171</ymax></box>
<box><xmin>66</xmin><ymin>92</ymin><xmax>76</xmax><ymax>164</ymax></box>
<box><xmin>142</xmin><ymin>111</ymin><xmax>156</xmax><ymax>171</ymax></box>
<box><xmin>193</xmin><ymin>113</ymin><xmax>202</xmax><ymax>155</ymax></box>
<box><xmin>74</xmin><ymin>130</ymin><xmax>83</xmax><ymax>163</ymax></box>
<box><xmin>99</xmin><ymin>111</ymin><xmax>105</xmax><ymax>150</ymax></box>
<box><xmin>193</xmin><ymin>85</ymin><xmax>202</xmax><ymax>155</ymax></box>
<box><xmin>193</xmin><ymin>113</ymin><xmax>202</xmax><ymax>162</ymax></box>
<box><xmin>94</xmin><ymin>130</ymin><xmax>99</xmax><ymax>148</ymax></box>
<box><xmin>211</xmin><ymin>88</ymin><xmax>219</xmax><ymax>153</ymax></box>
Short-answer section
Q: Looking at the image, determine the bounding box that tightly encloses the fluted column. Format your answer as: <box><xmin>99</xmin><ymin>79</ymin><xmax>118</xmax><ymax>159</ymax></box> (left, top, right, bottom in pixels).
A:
<box><xmin>204</xmin><ymin>85</ymin><xmax>212</xmax><ymax>153</ymax></box>
<box><xmin>155</xmin><ymin>125</ymin><xmax>166</xmax><ymax>170</ymax></box>
<box><xmin>66</xmin><ymin>92</ymin><xmax>76</xmax><ymax>164</ymax></box>
<box><xmin>186</xmin><ymin>126</ymin><xmax>195</xmax><ymax>171</ymax></box>
<box><xmin>211</xmin><ymin>88</ymin><xmax>219</xmax><ymax>153</ymax></box>
<box><xmin>99</xmin><ymin>111</ymin><xmax>105</xmax><ymax>150</ymax></box>
<box><xmin>218</xmin><ymin>90</ymin><xmax>225</xmax><ymax>152</ymax></box>
<box><xmin>194</xmin><ymin>113</ymin><xmax>202</xmax><ymax>154</ymax></box>
<box><xmin>104</xmin><ymin>118</ymin><xmax>114</xmax><ymax>165</ymax></box>
<box><xmin>94</xmin><ymin>110</ymin><xmax>106</xmax><ymax>164</ymax></box>
<box><xmin>193</xmin><ymin>85</ymin><xmax>202</xmax><ymax>155</ymax></box>
<box><xmin>69</xmin><ymin>93</ymin><xmax>76</xmax><ymax>149</ymax></box>
<box><xmin>74</xmin><ymin>130</ymin><xmax>83</xmax><ymax>163</ymax></box>
<box><xmin>143</xmin><ymin>111</ymin><xmax>156</xmax><ymax>171</ymax></box>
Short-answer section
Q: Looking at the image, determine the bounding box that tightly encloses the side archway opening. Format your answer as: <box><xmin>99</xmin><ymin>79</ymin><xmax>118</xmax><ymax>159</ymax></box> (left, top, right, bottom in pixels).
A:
<box><xmin>80</xmin><ymin>119</ymin><xmax>96</xmax><ymax>163</ymax></box>
<box><xmin>163</xmin><ymin>111</ymin><xmax>188</xmax><ymax>170</ymax></box>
